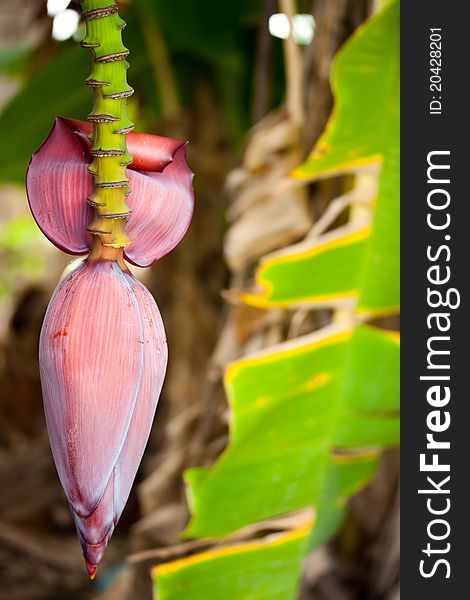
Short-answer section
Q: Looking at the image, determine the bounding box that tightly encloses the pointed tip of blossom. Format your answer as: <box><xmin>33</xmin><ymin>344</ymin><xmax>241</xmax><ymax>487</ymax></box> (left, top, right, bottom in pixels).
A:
<box><xmin>86</xmin><ymin>561</ymin><xmax>97</xmax><ymax>580</ymax></box>
<box><xmin>80</xmin><ymin>531</ymin><xmax>110</xmax><ymax>576</ymax></box>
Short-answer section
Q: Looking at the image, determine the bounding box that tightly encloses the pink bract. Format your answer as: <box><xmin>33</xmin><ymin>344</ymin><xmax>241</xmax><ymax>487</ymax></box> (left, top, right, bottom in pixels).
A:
<box><xmin>39</xmin><ymin>259</ymin><xmax>167</xmax><ymax>574</ymax></box>
<box><xmin>27</xmin><ymin>117</ymin><xmax>194</xmax><ymax>267</ymax></box>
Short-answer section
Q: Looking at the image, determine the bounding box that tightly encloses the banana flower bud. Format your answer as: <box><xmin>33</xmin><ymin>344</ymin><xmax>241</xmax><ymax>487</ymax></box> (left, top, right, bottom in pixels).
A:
<box><xmin>27</xmin><ymin>118</ymin><xmax>194</xmax><ymax>577</ymax></box>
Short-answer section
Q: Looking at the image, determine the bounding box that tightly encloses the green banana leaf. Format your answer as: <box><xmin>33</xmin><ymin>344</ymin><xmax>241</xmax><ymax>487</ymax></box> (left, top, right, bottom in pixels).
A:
<box><xmin>153</xmin><ymin>516</ymin><xmax>312</xmax><ymax>600</ymax></box>
<box><xmin>154</xmin><ymin>323</ymin><xmax>398</xmax><ymax>595</ymax></box>
<box><xmin>182</xmin><ymin>325</ymin><xmax>398</xmax><ymax>539</ymax></box>
<box><xmin>241</xmin><ymin>0</ymin><xmax>400</xmax><ymax>316</ymax></box>
<box><xmin>294</xmin><ymin>0</ymin><xmax>399</xmax><ymax>178</ymax></box>
<box><xmin>239</xmin><ymin>226</ymin><xmax>370</xmax><ymax>308</ymax></box>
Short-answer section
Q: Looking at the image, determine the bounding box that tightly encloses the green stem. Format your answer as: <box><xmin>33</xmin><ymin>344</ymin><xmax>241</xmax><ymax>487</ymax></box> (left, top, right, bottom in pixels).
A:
<box><xmin>80</xmin><ymin>0</ymin><xmax>134</xmax><ymax>248</ymax></box>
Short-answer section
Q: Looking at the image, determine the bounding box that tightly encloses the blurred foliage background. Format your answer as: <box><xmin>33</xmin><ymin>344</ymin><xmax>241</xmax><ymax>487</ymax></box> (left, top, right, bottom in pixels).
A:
<box><xmin>0</xmin><ymin>1</ymin><xmax>399</xmax><ymax>599</ymax></box>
